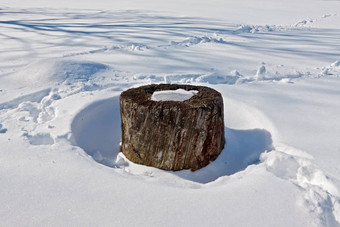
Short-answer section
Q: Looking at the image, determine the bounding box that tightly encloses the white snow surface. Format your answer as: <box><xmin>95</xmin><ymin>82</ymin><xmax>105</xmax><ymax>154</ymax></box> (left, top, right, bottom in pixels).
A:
<box><xmin>151</xmin><ymin>89</ymin><xmax>198</xmax><ymax>101</ymax></box>
<box><xmin>1</xmin><ymin>0</ymin><xmax>340</xmax><ymax>226</ymax></box>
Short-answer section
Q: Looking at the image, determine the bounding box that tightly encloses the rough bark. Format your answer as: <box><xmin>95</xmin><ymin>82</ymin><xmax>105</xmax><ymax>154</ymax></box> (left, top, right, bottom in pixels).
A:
<box><xmin>120</xmin><ymin>84</ymin><xmax>225</xmax><ymax>171</ymax></box>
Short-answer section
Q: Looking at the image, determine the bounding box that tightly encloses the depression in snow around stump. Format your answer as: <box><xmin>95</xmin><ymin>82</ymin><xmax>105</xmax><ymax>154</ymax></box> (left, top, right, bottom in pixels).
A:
<box><xmin>119</xmin><ymin>84</ymin><xmax>225</xmax><ymax>171</ymax></box>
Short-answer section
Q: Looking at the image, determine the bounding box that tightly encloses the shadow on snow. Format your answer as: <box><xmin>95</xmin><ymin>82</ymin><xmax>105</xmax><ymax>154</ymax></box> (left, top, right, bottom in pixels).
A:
<box><xmin>1</xmin><ymin>8</ymin><xmax>340</xmax><ymax>66</ymax></box>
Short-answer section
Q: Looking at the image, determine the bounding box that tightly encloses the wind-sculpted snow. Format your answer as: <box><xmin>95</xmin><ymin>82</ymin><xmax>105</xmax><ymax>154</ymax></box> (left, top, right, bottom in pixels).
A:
<box><xmin>1</xmin><ymin>8</ymin><xmax>340</xmax><ymax>81</ymax></box>
<box><xmin>71</xmin><ymin>95</ymin><xmax>273</xmax><ymax>183</ymax></box>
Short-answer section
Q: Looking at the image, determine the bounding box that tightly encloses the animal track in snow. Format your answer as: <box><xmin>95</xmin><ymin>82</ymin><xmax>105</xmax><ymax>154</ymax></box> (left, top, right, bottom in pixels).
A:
<box><xmin>233</xmin><ymin>24</ymin><xmax>285</xmax><ymax>34</ymax></box>
<box><xmin>320</xmin><ymin>59</ymin><xmax>340</xmax><ymax>77</ymax></box>
<box><xmin>37</xmin><ymin>92</ymin><xmax>60</xmax><ymax>124</ymax></box>
<box><xmin>17</xmin><ymin>102</ymin><xmax>41</xmax><ymax>123</ymax></box>
<box><xmin>167</xmin><ymin>35</ymin><xmax>227</xmax><ymax>47</ymax></box>
<box><xmin>15</xmin><ymin>91</ymin><xmax>60</xmax><ymax>124</ymax></box>
<box><xmin>196</xmin><ymin>72</ymin><xmax>242</xmax><ymax>84</ymax></box>
<box><xmin>0</xmin><ymin>89</ymin><xmax>51</xmax><ymax>110</ymax></box>
<box><xmin>294</xmin><ymin>14</ymin><xmax>338</xmax><ymax>28</ymax></box>
<box><xmin>262</xmin><ymin>144</ymin><xmax>340</xmax><ymax>226</ymax></box>
<box><xmin>24</xmin><ymin>133</ymin><xmax>54</xmax><ymax>145</ymax></box>
<box><xmin>131</xmin><ymin>67</ymin><xmax>305</xmax><ymax>85</ymax></box>
<box><xmin>63</xmin><ymin>43</ymin><xmax>149</xmax><ymax>57</ymax></box>
<box><xmin>0</xmin><ymin>123</ymin><xmax>7</xmax><ymax>134</ymax></box>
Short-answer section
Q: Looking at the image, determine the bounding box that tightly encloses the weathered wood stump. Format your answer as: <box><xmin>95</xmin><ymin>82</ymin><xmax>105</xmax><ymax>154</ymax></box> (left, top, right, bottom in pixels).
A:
<box><xmin>120</xmin><ymin>84</ymin><xmax>225</xmax><ymax>171</ymax></box>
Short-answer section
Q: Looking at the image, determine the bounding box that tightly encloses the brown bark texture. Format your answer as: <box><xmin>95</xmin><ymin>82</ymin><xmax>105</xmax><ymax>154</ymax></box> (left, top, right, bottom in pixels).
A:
<box><xmin>120</xmin><ymin>84</ymin><xmax>225</xmax><ymax>171</ymax></box>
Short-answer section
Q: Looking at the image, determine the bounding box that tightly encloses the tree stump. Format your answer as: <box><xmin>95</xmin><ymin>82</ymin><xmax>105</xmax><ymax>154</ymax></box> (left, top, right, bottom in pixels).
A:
<box><xmin>120</xmin><ymin>84</ymin><xmax>225</xmax><ymax>171</ymax></box>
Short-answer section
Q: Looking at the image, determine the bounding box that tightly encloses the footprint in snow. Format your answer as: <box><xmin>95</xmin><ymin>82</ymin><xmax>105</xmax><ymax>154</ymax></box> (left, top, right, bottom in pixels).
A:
<box><xmin>23</xmin><ymin>133</ymin><xmax>54</xmax><ymax>145</ymax></box>
<box><xmin>0</xmin><ymin>123</ymin><xmax>7</xmax><ymax>134</ymax></box>
<box><xmin>262</xmin><ymin>145</ymin><xmax>340</xmax><ymax>226</ymax></box>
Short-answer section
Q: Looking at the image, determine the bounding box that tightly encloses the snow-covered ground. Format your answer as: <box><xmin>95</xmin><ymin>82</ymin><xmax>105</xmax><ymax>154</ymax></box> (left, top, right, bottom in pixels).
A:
<box><xmin>1</xmin><ymin>0</ymin><xmax>340</xmax><ymax>226</ymax></box>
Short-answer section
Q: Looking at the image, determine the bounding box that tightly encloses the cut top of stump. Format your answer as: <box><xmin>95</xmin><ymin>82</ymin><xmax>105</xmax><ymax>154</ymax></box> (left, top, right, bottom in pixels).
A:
<box><xmin>120</xmin><ymin>84</ymin><xmax>221</xmax><ymax>109</ymax></box>
<box><xmin>120</xmin><ymin>84</ymin><xmax>225</xmax><ymax>171</ymax></box>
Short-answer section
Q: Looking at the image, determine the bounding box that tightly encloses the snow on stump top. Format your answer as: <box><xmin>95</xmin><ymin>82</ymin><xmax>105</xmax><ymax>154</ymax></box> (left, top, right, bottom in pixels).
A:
<box><xmin>120</xmin><ymin>84</ymin><xmax>225</xmax><ymax>171</ymax></box>
<box><xmin>151</xmin><ymin>88</ymin><xmax>198</xmax><ymax>101</ymax></box>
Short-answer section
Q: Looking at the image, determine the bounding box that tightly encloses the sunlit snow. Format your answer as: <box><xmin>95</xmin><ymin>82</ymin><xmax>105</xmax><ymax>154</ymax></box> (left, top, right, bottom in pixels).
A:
<box><xmin>1</xmin><ymin>0</ymin><xmax>340</xmax><ymax>226</ymax></box>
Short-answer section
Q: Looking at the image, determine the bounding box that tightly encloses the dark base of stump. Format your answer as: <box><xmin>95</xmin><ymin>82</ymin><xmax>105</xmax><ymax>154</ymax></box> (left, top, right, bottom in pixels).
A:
<box><xmin>120</xmin><ymin>84</ymin><xmax>225</xmax><ymax>171</ymax></box>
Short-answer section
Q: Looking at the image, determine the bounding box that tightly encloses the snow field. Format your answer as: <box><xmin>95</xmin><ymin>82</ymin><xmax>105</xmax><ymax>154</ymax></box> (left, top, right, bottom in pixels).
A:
<box><xmin>1</xmin><ymin>2</ymin><xmax>340</xmax><ymax>226</ymax></box>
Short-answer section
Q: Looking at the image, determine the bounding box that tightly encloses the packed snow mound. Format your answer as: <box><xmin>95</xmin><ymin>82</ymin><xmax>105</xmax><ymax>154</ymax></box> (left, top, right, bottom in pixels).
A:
<box><xmin>151</xmin><ymin>89</ymin><xmax>198</xmax><ymax>101</ymax></box>
<box><xmin>14</xmin><ymin>59</ymin><xmax>109</xmax><ymax>84</ymax></box>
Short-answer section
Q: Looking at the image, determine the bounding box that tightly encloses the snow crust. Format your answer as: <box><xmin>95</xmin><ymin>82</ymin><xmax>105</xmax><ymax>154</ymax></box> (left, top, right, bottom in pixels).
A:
<box><xmin>1</xmin><ymin>0</ymin><xmax>340</xmax><ymax>226</ymax></box>
<box><xmin>151</xmin><ymin>89</ymin><xmax>198</xmax><ymax>101</ymax></box>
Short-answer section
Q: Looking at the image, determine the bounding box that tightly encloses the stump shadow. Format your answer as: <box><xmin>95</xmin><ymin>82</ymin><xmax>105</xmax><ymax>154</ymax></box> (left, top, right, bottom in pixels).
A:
<box><xmin>71</xmin><ymin>96</ymin><xmax>121</xmax><ymax>168</ymax></box>
<box><xmin>71</xmin><ymin>96</ymin><xmax>273</xmax><ymax>184</ymax></box>
<box><xmin>173</xmin><ymin>127</ymin><xmax>273</xmax><ymax>183</ymax></box>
